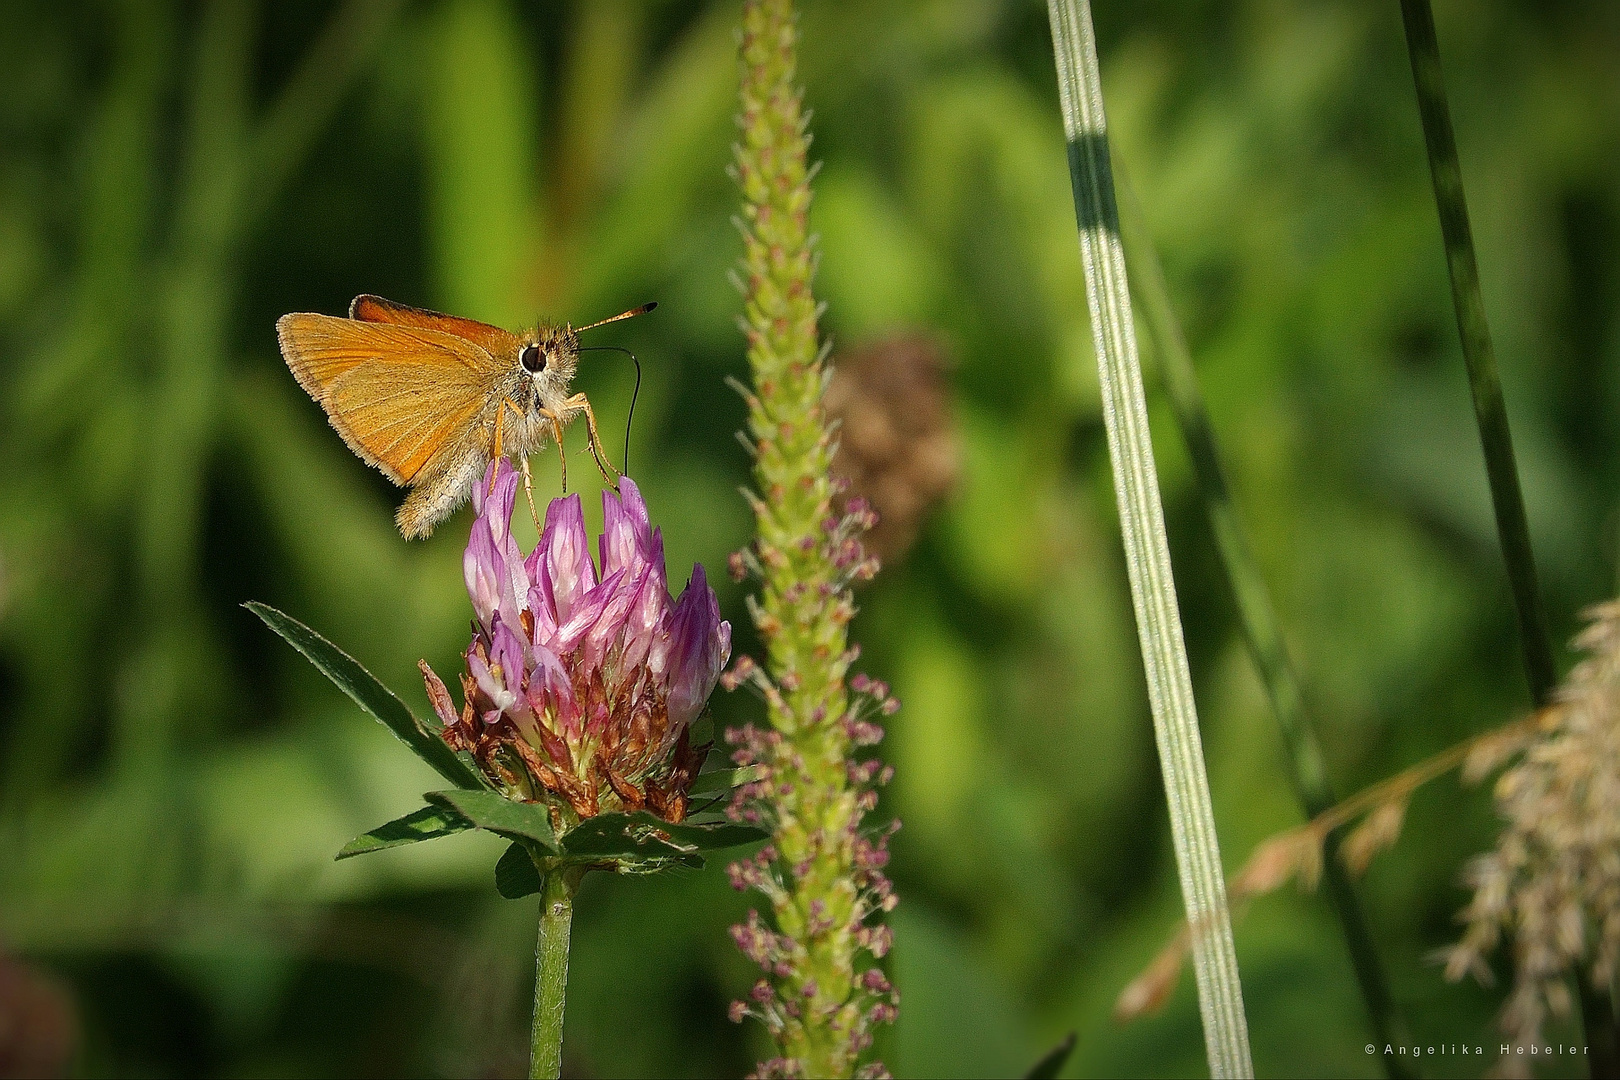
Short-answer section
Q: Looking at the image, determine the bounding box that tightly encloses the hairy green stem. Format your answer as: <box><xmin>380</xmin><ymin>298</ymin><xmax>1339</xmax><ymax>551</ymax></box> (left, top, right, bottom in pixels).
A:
<box><xmin>529</xmin><ymin>868</ymin><xmax>577</xmax><ymax>1080</ymax></box>
<box><xmin>1045</xmin><ymin>1</ymin><xmax>1252</xmax><ymax>1075</ymax></box>
<box><xmin>1397</xmin><ymin>2</ymin><xmax>1619</xmax><ymax>1072</ymax></box>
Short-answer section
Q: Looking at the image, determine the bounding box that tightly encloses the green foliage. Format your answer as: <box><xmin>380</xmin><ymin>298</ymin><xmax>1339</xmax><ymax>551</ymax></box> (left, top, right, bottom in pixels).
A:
<box><xmin>689</xmin><ymin>765</ymin><xmax>766</xmax><ymax>795</ymax></box>
<box><xmin>247</xmin><ymin>602</ymin><xmax>485</xmax><ymax>790</ymax></box>
<box><xmin>336</xmin><ymin>803</ymin><xmax>473</xmax><ymax>860</ymax></box>
<box><xmin>558</xmin><ymin>811</ymin><xmax>764</xmax><ymax>866</ymax></box>
<box><xmin>425</xmin><ymin>789</ymin><xmax>561</xmax><ymax>853</ymax></box>
<box><xmin>349</xmin><ymin>799</ymin><xmax>764</xmax><ymax>896</ymax></box>
<box><xmin>496</xmin><ymin>840</ymin><xmax>546</xmax><ymax>899</ymax></box>
<box><xmin>2</xmin><ymin>1</ymin><xmax>1617</xmax><ymax>1076</ymax></box>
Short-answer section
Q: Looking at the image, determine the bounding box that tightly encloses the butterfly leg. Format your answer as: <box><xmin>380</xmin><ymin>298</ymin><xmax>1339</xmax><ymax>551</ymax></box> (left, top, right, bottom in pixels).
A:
<box><xmin>565</xmin><ymin>393</ymin><xmax>621</xmax><ymax>488</ymax></box>
<box><xmin>518</xmin><ymin>454</ymin><xmax>543</xmax><ymax>535</ymax></box>
<box><xmin>488</xmin><ymin>400</ymin><xmax>509</xmax><ymax>494</ymax></box>
<box><xmin>534</xmin><ymin>406</ymin><xmax>570</xmax><ymax>493</ymax></box>
<box><xmin>551</xmin><ymin>415</ymin><xmax>570</xmax><ymax>493</ymax></box>
<box><xmin>494</xmin><ymin>395</ymin><xmax>543</xmax><ymax>530</ymax></box>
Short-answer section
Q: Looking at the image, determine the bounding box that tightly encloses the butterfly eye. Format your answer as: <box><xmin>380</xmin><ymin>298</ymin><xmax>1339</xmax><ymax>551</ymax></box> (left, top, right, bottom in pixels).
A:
<box><xmin>520</xmin><ymin>344</ymin><xmax>546</xmax><ymax>373</ymax></box>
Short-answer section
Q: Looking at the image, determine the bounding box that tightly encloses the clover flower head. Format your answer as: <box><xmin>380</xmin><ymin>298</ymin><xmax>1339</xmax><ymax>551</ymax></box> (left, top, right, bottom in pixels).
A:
<box><xmin>426</xmin><ymin>460</ymin><xmax>730</xmax><ymax>823</ymax></box>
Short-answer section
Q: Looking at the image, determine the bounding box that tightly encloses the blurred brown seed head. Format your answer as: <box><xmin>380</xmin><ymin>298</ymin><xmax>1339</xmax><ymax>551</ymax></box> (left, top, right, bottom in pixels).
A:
<box><xmin>1229</xmin><ymin>829</ymin><xmax>1323</xmax><ymax>899</ymax></box>
<box><xmin>1114</xmin><ymin>926</ymin><xmax>1190</xmax><ymax>1021</ymax></box>
<box><xmin>1442</xmin><ymin>599</ymin><xmax>1620</xmax><ymax>1073</ymax></box>
<box><xmin>0</xmin><ymin>948</ymin><xmax>77</xmax><ymax>1079</ymax></box>
<box><xmin>825</xmin><ymin>334</ymin><xmax>958</xmax><ymax>565</ymax></box>
<box><xmin>1341</xmin><ymin>795</ymin><xmax>1410</xmax><ymax>876</ymax></box>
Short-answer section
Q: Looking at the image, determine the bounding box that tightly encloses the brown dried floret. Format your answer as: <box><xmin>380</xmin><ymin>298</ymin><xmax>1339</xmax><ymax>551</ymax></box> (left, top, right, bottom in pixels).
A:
<box><xmin>826</xmin><ymin>334</ymin><xmax>958</xmax><ymax>564</ymax></box>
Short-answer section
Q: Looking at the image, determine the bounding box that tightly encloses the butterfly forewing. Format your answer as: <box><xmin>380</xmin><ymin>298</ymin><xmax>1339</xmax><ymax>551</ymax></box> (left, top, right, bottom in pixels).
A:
<box><xmin>276</xmin><ymin>312</ymin><xmax>504</xmax><ymax>484</ymax></box>
<box><xmin>349</xmin><ymin>294</ymin><xmax>521</xmax><ymax>359</ymax></box>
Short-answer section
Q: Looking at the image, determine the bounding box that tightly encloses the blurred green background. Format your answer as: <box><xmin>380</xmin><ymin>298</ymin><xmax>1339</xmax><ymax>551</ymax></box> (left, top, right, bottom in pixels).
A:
<box><xmin>2</xmin><ymin>0</ymin><xmax>1617</xmax><ymax>1075</ymax></box>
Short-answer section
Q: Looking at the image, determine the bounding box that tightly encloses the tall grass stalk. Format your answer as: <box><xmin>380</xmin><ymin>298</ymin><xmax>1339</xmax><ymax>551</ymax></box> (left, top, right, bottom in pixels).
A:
<box><xmin>1397</xmin><ymin>1</ymin><xmax>1619</xmax><ymax>1070</ymax></box>
<box><xmin>1045</xmin><ymin>1</ymin><xmax>1252</xmax><ymax>1074</ymax></box>
<box><xmin>1116</xmin><ymin>169</ymin><xmax>1412</xmax><ymax>1076</ymax></box>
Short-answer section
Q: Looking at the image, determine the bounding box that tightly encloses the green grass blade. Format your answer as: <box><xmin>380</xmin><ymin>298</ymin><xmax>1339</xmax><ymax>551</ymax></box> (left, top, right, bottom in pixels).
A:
<box><xmin>1397</xmin><ymin>2</ymin><xmax>1617</xmax><ymax>1071</ymax></box>
<box><xmin>1116</xmin><ymin>165</ymin><xmax>1413</xmax><ymax>1077</ymax></box>
<box><xmin>245</xmin><ymin>602</ymin><xmax>486</xmax><ymax>791</ymax></box>
<box><xmin>1045</xmin><ymin>1</ymin><xmax>1252</xmax><ymax>1075</ymax></box>
<box><xmin>1397</xmin><ymin>0</ymin><xmax>1554</xmax><ymax>703</ymax></box>
<box><xmin>1022</xmin><ymin>1032</ymin><xmax>1077</xmax><ymax>1080</ymax></box>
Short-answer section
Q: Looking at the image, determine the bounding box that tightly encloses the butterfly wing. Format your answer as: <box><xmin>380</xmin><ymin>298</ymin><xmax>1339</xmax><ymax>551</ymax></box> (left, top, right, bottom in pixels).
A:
<box><xmin>276</xmin><ymin>312</ymin><xmax>508</xmax><ymax>485</ymax></box>
<box><xmin>349</xmin><ymin>294</ymin><xmax>521</xmax><ymax>359</ymax></box>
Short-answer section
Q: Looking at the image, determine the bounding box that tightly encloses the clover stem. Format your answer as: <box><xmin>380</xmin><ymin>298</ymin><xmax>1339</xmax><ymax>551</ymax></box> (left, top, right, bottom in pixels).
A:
<box><xmin>529</xmin><ymin>866</ymin><xmax>578</xmax><ymax>1080</ymax></box>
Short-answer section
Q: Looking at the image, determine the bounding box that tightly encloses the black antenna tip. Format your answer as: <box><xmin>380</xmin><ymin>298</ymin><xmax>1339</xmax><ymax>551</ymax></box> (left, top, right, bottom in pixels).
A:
<box><xmin>640</xmin><ymin>301</ymin><xmax>658</xmax><ymax>314</ymax></box>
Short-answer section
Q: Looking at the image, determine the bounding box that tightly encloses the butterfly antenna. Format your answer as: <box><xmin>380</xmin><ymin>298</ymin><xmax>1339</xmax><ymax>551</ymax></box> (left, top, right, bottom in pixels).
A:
<box><xmin>577</xmin><ymin>345</ymin><xmax>642</xmax><ymax>476</ymax></box>
<box><xmin>575</xmin><ymin>301</ymin><xmax>657</xmax><ymax>334</ymax></box>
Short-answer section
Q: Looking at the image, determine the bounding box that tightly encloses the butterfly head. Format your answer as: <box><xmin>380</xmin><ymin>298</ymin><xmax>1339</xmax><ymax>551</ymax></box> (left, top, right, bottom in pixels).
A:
<box><xmin>517</xmin><ymin>323</ymin><xmax>580</xmax><ymax>404</ymax></box>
